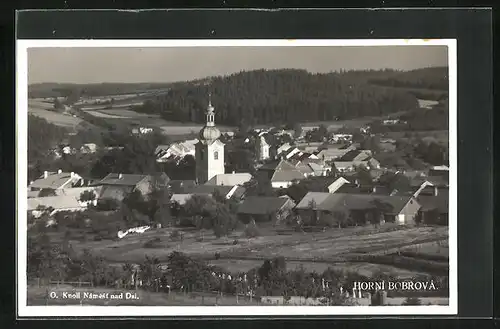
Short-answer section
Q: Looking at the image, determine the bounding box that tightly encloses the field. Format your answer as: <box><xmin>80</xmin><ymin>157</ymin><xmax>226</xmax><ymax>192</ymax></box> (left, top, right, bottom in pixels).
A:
<box><xmin>28</xmin><ymin>108</ymin><xmax>84</xmax><ymax>129</ymax></box>
<box><xmin>384</xmin><ymin>130</ymin><xmax>449</xmax><ymax>146</ymax></box>
<box><xmin>80</xmin><ymin>106</ymin><xmax>235</xmax><ymax>135</ymax></box>
<box><xmin>62</xmin><ymin>224</ymin><xmax>448</xmax><ymax>278</ymax></box>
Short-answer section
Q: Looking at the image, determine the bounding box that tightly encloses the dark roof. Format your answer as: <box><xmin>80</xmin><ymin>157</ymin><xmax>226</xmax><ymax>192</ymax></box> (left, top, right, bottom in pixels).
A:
<box><xmin>258</xmin><ymin>160</ymin><xmax>281</xmax><ymax>171</ymax></box>
<box><xmin>417</xmin><ymin>194</ymin><xmax>449</xmax><ymax>214</ymax></box>
<box><xmin>237</xmin><ymin>196</ymin><xmax>290</xmax><ymax>215</ymax></box>
<box><xmin>168</xmin><ymin>180</ymin><xmax>197</xmax><ymax>193</ymax></box>
<box><xmin>338</xmin><ymin>150</ymin><xmax>362</xmax><ymax>161</ymax></box>
<box><xmin>371</xmin><ymin>186</ymin><xmax>393</xmax><ymax>195</ymax></box>
<box><xmin>98</xmin><ymin>173</ymin><xmax>147</xmax><ymax>187</ymax></box>
<box><xmin>297</xmin><ymin>192</ymin><xmax>415</xmax><ymax>215</ymax></box>
<box><xmin>99</xmin><ymin>186</ymin><xmax>134</xmax><ymax>201</ymax></box>
<box><xmin>181</xmin><ymin>184</ymin><xmax>246</xmax><ymax>199</ymax></box>
<box><xmin>335</xmin><ymin>184</ymin><xmax>374</xmax><ymax>194</ymax></box>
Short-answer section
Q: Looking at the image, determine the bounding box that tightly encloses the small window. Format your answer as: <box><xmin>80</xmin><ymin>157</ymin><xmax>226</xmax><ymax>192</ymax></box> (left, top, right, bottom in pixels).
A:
<box><xmin>214</xmin><ymin>151</ymin><xmax>219</xmax><ymax>160</ymax></box>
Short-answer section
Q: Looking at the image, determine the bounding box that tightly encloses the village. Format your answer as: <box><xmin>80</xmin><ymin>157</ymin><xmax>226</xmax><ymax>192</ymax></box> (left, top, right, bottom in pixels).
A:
<box><xmin>27</xmin><ymin>93</ymin><xmax>450</xmax><ymax>307</ymax></box>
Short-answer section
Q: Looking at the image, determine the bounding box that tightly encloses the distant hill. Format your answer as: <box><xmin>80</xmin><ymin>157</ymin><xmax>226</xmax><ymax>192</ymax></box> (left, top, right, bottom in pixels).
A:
<box><xmin>28</xmin><ymin>82</ymin><xmax>175</xmax><ymax>99</ymax></box>
<box><xmin>367</xmin><ymin>66</ymin><xmax>448</xmax><ymax>91</ymax></box>
<box><xmin>137</xmin><ymin>68</ymin><xmax>428</xmax><ymax>126</ymax></box>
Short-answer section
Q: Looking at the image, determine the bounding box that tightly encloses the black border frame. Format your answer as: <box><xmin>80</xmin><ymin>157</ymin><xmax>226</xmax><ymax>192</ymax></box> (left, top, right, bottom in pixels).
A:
<box><xmin>11</xmin><ymin>8</ymin><xmax>493</xmax><ymax>321</ymax></box>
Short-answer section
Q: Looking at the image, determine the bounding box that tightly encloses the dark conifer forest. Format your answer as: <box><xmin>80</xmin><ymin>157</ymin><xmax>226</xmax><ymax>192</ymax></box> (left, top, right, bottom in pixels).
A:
<box><xmin>141</xmin><ymin>69</ymin><xmax>424</xmax><ymax>126</ymax></box>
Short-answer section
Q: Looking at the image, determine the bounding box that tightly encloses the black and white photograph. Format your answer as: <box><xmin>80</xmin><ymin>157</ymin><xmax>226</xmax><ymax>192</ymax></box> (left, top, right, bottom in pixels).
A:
<box><xmin>17</xmin><ymin>39</ymin><xmax>457</xmax><ymax>317</ymax></box>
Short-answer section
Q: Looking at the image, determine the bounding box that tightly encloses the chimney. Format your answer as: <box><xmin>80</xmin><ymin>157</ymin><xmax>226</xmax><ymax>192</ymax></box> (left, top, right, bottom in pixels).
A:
<box><xmin>58</xmin><ymin>169</ymin><xmax>62</xmax><ymax>174</ymax></box>
<box><xmin>119</xmin><ymin>173</ymin><xmax>123</xmax><ymax>179</ymax></box>
<box><xmin>70</xmin><ymin>172</ymin><xmax>74</xmax><ymax>178</ymax></box>
<box><xmin>44</xmin><ymin>171</ymin><xmax>48</xmax><ymax>179</ymax></box>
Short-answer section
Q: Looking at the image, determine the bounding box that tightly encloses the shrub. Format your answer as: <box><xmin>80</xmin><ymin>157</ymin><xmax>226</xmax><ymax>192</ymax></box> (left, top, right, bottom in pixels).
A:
<box><xmin>403</xmin><ymin>297</ymin><xmax>422</xmax><ymax>305</ymax></box>
<box><xmin>243</xmin><ymin>222</ymin><xmax>260</xmax><ymax>238</ymax></box>
<box><xmin>170</xmin><ymin>230</ymin><xmax>180</xmax><ymax>240</ymax></box>
<box><xmin>144</xmin><ymin>237</ymin><xmax>162</xmax><ymax>248</ymax></box>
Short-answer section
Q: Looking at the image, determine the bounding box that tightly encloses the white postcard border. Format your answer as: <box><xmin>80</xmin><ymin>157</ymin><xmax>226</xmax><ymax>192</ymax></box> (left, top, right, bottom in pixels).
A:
<box><xmin>16</xmin><ymin>38</ymin><xmax>457</xmax><ymax>317</ymax></box>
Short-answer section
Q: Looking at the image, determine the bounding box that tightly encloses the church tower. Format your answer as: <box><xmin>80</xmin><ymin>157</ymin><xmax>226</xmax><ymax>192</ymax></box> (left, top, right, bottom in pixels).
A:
<box><xmin>195</xmin><ymin>94</ymin><xmax>225</xmax><ymax>184</ymax></box>
<box><xmin>255</xmin><ymin>135</ymin><xmax>270</xmax><ymax>161</ymax></box>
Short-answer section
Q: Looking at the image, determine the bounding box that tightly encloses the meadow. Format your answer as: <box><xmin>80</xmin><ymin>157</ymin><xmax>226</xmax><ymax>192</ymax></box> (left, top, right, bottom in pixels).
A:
<box><xmin>61</xmin><ymin>224</ymin><xmax>448</xmax><ymax>278</ymax></box>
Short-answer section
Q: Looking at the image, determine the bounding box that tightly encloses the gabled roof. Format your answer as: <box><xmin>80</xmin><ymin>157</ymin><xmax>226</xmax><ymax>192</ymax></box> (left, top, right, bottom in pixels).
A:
<box><xmin>271</xmin><ymin>160</ymin><xmax>305</xmax><ymax>182</ymax></box>
<box><xmin>98</xmin><ymin>173</ymin><xmax>148</xmax><ymax>187</ymax></box>
<box><xmin>28</xmin><ymin>195</ymin><xmax>83</xmax><ymax>211</ymax></box>
<box><xmin>237</xmin><ymin>196</ymin><xmax>291</xmax><ymax>215</ymax></box>
<box><xmin>55</xmin><ymin>186</ymin><xmax>102</xmax><ymax>198</ymax></box>
<box><xmin>205</xmin><ymin>173</ymin><xmax>253</xmax><ymax>186</ymax></box>
<box><xmin>99</xmin><ymin>186</ymin><xmax>134</xmax><ymax>201</ymax></box>
<box><xmin>338</xmin><ymin>150</ymin><xmax>363</xmax><ymax>161</ymax></box>
<box><xmin>296</xmin><ymin>192</ymin><xmax>416</xmax><ymax>215</ymax></box>
<box><xmin>29</xmin><ymin>172</ymin><xmax>80</xmax><ymax>189</ymax></box>
<box><xmin>296</xmin><ymin>192</ymin><xmax>346</xmax><ymax>211</ymax></box>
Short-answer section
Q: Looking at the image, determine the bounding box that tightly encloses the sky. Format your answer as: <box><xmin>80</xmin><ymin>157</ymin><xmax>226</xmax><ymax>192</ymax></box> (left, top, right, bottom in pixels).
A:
<box><xmin>28</xmin><ymin>46</ymin><xmax>448</xmax><ymax>85</ymax></box>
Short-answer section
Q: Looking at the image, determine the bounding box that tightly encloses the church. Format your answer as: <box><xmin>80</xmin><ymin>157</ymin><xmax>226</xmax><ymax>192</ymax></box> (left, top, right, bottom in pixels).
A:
<box><xmin>195</xmin><ymin>95</ymin><xmax>225</xmax><ymax>184</ymax></box>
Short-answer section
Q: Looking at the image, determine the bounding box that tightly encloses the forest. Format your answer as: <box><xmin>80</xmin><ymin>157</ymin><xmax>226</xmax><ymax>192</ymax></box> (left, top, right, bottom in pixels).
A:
<box><xmin>134</xmin><ymin>69</ymin><xmax>421</xmax><ymax>126</ymax></box>
<box><xmin>367</xmin><ymin>66</ymin><xmax>448</xmax><ymax>91</ymax></box>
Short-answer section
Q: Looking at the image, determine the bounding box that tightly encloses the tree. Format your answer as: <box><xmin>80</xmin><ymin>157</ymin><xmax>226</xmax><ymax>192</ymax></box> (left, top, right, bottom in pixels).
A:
<box><xmin>212</xmin><ymin>202</ymin><xmax>237</xmax><ymax>238</ymax></box>
<box><xmin>332</xmin><ymin>210</ymin><xmax>348</xmax><ymax>229</ymax></box>
<box><xmin>403</xmin><ymin>297</ymin><xmax>422</xmax><ymax>306</ymax></box>
<box><xmin>354</xmin><ymin>166</ymin><xmax>373</xmax><ymax>186</ymax></box>
<box><xmin>139</xmin><ymin>255</ymin><xmax>162</xmax><ymax>289</ymax></box>
<box><xmin>369</xmin><ymin>199</ymin><xmax>394</xmax><ymax>225</ymax></box>
<box><xmin>293</xmin><ymin>124</ymin><xmax>303</xmax><ymax>138</ymax></box>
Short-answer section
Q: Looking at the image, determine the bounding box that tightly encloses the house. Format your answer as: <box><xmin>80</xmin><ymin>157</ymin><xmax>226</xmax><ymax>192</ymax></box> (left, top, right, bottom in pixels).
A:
<box><xmin>181</xmin><ymin>184</ymin><xmax>246</xmax><ymax>201</ymax></box>
<box><xmin>132</xmin><ymin>127</ymin><xmax>154</xmax><ymax>134</ymax></box>
<box><xmin>296</xmin><ymin>192</ymin><xmax>421</xmax><ymax>226</ymax></box>
<box><xmin>170</xmin><ymin>193</ymin><xmax>199</xmax><ymax>206</ymax></box>
<box><xmin>330</xmin><ymin>134</ymin><xmax>353</xmax><ymax>143</ymax></box>
<box><xmin>256</xmin><ymin>160</ymin><xmax>306</xmax><ymax>189</ymax></box>
<box><xmin>410</xmin><ymin>176</ymin><xmax>449</xmax><ymax>198</ymax></box>
<box><xmin>429</xmin><ymin>165</ymin><xmax>449</xmax><ymax>178</ymax></box>
<box><xmin>205</xmin><ymin>173</ymin><xmax>253</xmax><ymax>186</ymax></box>
<box><xmin>95</xmin><ymin>173</ymin><xmax>170</xmax><ymax>201</ymax></box>
<box><xmin>29</xmin><ymin>170</ymin><xmax>84</xmax><ymax>191</ymax></box>
<box><xmin>281</xmin><ymin>147</ymin><xmax>302</xmax><ymax>160</ymax></box>
<box><xmin>276</xmin><ymin>143</ymin><xmax>292</xmax><ymax>157</ymax></box>
<box><xmin>338</xmin><ymin>150</ymin><xmax>373</xmax><ymax>162</ymax></box>
<box><xmin>28</xmin><ymin>195</ymin><xmax>88</xmax><ymax>218</ymax></box>
<box><xmin>80</xmin><ymin>143</ymin><xmax>98</xmax><ymax>154</ymax></box>
<box><xmin>416</xmin><ymin>194</ymin><xmax>449</xmax><ymax>225</ymax></box>
<box><xmin>288</xmin><ymin>158</ymin><xmax>331</xmax><ymax>178</ymax></box>
<box><xmin>168</xmin><ymin>180</ymin><xmax>197</xmax><ymax>193</ymax></box>
<box><xmin>327</xmin><ymin>177</ymin><xmax>351</xmax><ymax>193</ymax></box>
<box><xmin>316</xmin><ymin>145</ymin><xmax>355</xmax><ymax>162</ymax></box>
<box><xmin>334</xmin><ymin>157</ymin><xmax>380</xmax><ymax>172</ymax></box>
<box><xmin>155</xmin><ymin>140</ymin><xmax>198</xmax><ymax>162</ymax></box>
<box><xmin>237</xmin><ymin>196</ymin><xmax>295</xmax><ymax>224</ymax></box>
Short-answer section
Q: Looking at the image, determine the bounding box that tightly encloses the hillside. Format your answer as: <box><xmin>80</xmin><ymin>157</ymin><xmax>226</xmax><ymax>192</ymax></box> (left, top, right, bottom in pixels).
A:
<box><xmin>367</xmin><ymin>67</ymin><xmax>448</xmax><ymax>94</ymax></box>
<box><xmin>28</xmin><ymin>82</ymin><xmax>174</xmax><ymax>99</ymax></box>
<box><xmin>138</xmin><ymin>69</ymin><xmax>422</xmax><ymax>126</ymax></box>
